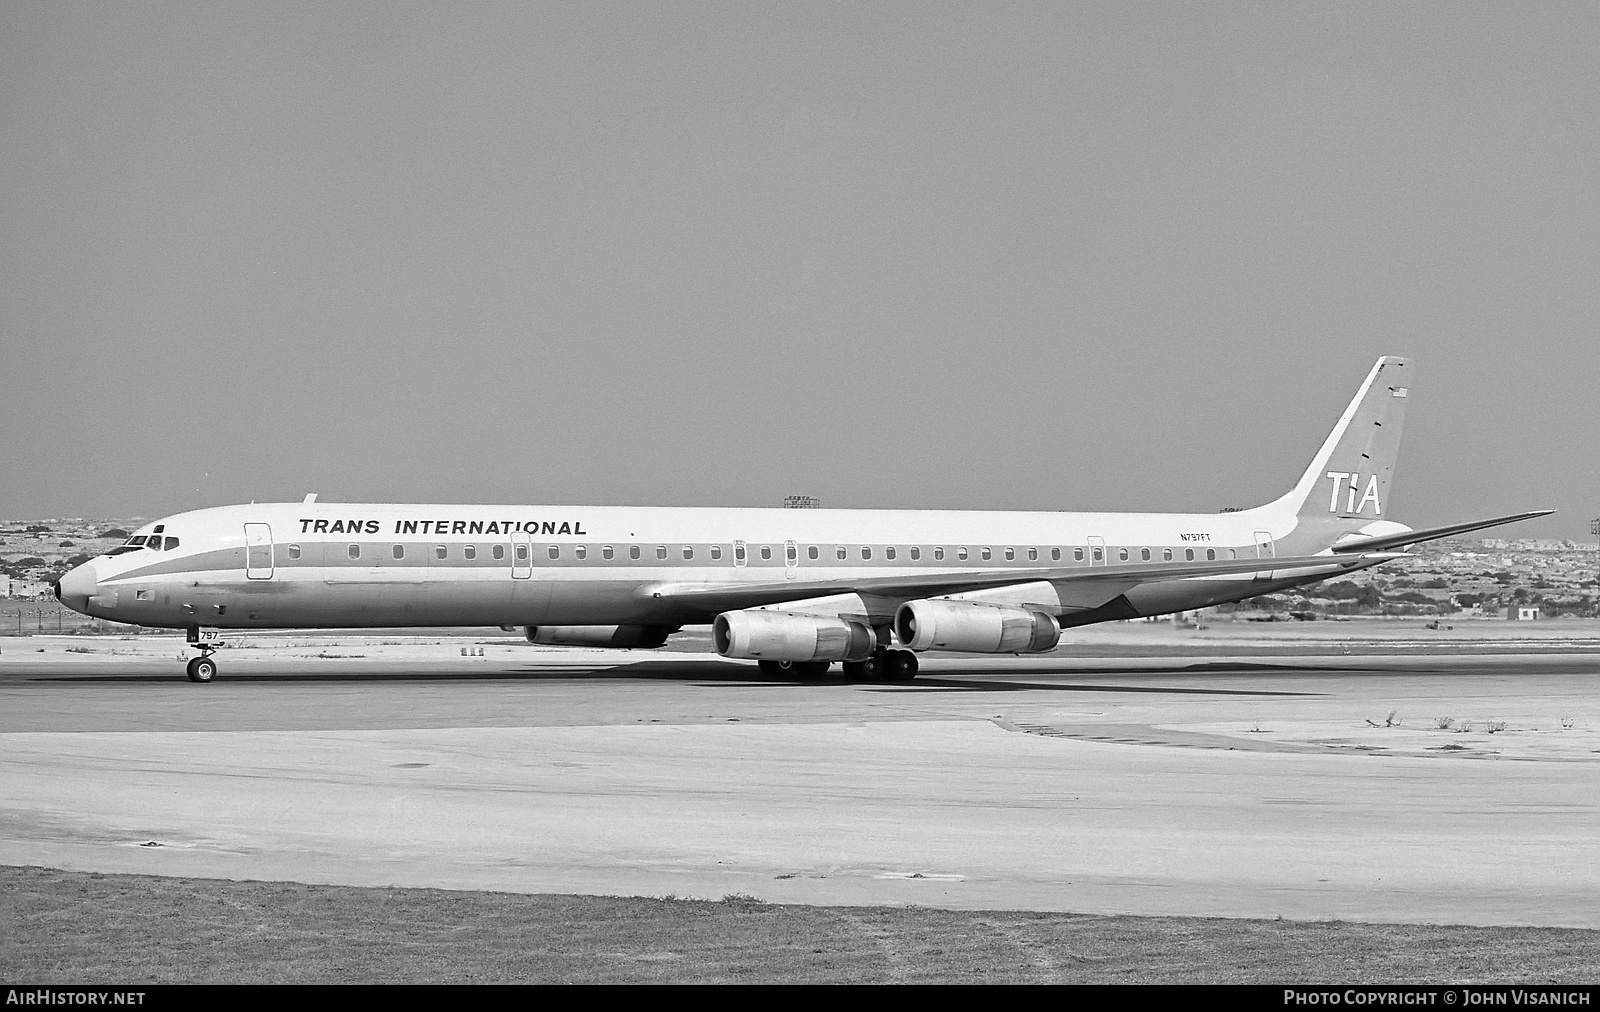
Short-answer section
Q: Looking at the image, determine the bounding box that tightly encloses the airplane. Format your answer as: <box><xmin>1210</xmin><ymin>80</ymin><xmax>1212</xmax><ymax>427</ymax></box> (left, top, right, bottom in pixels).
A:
<box><xmin>55</xmin><ymin>356</ymin><xmax>1550</xmax><ymax>683</ymax></box>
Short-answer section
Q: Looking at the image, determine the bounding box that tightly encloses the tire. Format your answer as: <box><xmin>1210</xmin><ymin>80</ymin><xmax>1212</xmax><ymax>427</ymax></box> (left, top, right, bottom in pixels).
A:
<box><xmin>794</xmin><ymin>661</ymin><xmax>831</xmax><ymax>678</ymax></box>
<box><xmin>757</xmin><ymin>660</ymin><xmax>782</xmax><ymax>676</ymax></box>
<box><xmin>186</xmin><ymin>656</ymin><xmax>217</xmax><ymax>683</ymax></box>
<box><xmin>844</xmin><ymin>652</ymin><xmax>884</xmax><ymax>682</ymax></box>
<box><xmin>884</xmin><ymin>650</ymin><xmax>918</xmax><ymax>682</ymax></box>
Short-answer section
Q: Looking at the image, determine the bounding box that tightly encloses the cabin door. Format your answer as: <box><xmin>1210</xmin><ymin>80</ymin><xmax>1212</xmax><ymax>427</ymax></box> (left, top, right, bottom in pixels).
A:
<box><xmin>244</xmin><ymin>523</ymin><xmax>273</xmax><ymax>580</ymax></box>
<box><xmin>1253</xmin><ymin>531</ymin><xmax>1275</xmax><ymax>581</ymax></box>
<box><xmin>1087</xmin><ymin>536</ymin><xmax>1107</xmax><ymax>566</ymax></box>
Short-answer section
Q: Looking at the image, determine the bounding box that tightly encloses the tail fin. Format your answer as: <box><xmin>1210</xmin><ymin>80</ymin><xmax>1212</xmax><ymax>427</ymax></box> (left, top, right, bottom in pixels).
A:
<box><xmin>1263</xmin><ymin>356</ymin><xmax>1413</xmax><ymax>521</ymax></box>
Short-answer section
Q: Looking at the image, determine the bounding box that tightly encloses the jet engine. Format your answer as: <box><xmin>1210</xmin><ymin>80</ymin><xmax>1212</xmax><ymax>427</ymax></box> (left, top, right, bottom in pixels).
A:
<box><xmin>713</xmin><ymin>609</ymin><xmax>876</xmax><ymax>662</ymax></box>
<box><xmin>525</xmin><ymin>625</ymin><xmax>676</xmax><ymax>648</ymax></box>
<box><xmin>894</xmin><ymin>600</ymin><xmax>1061</xmax><ymax>654</ymax></box>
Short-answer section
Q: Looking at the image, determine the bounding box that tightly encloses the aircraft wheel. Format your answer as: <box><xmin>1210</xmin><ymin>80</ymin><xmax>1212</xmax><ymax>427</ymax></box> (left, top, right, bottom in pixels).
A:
<box><xmin>884</xmin><ymin>650</ymin><xmax>918</xmax><ymax>682</ymax></box>
<box><xmin>757</xmin><ymin>660</ymin><xmax>782</xmax><ymax>676</ymax></box>
<box><xmin>844</xmin><ymin>652</ymin><xmax>884</xmax><ymax>682</ymax></box>
<box><xmin>795</xmin><ymin>660</ymin><xmax>831</xmax><ymax>678</ymax></box>
<box><xmin>186</xmin><ymin>656</ymin><xmax>217</xmax><ymax>683</ymax></box>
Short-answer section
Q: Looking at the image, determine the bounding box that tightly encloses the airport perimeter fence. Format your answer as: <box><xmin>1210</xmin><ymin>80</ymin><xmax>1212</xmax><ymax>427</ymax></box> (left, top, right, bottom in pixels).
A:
<box><xmin>0</xmin><ymin>604</ymin><xmax>142</xmax><ymax>636</ymax></box>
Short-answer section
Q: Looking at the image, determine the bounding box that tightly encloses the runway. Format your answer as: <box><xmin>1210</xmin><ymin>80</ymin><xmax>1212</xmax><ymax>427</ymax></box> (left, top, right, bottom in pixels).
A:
<box><xmin>2</xmin><ymin>634</ymin><xmax>1597</xmax><ymax>927</ymax></box>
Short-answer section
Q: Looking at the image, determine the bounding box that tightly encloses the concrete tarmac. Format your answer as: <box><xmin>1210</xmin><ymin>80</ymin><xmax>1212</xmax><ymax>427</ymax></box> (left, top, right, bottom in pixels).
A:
<box><xmin>2</xmin><ymin>632</ymin><xmax>1597</xmax><ymax>927</ymax></box>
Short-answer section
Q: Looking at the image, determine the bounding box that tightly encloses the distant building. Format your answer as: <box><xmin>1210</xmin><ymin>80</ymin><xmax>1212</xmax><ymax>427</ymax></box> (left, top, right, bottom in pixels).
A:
<box><xmin>1507</xmin><ymin>605</ymin><xmax>1540</xmax><ymax>621</ymax></box>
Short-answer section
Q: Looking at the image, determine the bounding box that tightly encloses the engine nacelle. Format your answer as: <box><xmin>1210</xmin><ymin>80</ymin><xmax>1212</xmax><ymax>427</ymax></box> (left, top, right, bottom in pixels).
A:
<box><xmin>713</xmin><ymin>610</ymin><xmax>875</xmax><ymax>662</ymax></box>
<box><xmin>894</xmin><ymin>600</ymin><xmax>1060</xmax><ymax>653</ymax></box>
<box><xmin>525</xmin><ymin>625</ymin><xmax>676</xmax><ymax>649</ymax></box>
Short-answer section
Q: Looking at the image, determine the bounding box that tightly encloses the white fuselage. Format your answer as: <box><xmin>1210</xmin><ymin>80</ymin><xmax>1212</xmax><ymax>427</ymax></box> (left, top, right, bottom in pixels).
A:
<box><xmin>56</xmin><ymin>499</ymin><xmax>1359</xmax><ymax>634</ymax></box>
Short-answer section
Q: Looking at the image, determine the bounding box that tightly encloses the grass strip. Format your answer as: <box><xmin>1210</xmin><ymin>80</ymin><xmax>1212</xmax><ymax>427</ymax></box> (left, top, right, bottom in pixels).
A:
<box><xmin>2</xmin><ymin>865</ymin><xmax>1596</xmax><ymax>984</ymax></box>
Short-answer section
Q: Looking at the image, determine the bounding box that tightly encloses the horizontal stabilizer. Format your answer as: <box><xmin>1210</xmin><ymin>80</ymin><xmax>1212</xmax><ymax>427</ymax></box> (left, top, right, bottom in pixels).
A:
<box><xmin>1329</xmin><ymin>510</ymin><xmax>1554</xmax><ymax>554</ymax></box>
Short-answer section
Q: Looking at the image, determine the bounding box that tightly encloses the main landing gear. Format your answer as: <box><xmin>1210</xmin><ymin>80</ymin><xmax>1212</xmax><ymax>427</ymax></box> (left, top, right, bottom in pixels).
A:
<box><xmin>843</xmin><ymin>648</ymin><xmax>918</xmax><ymax>683</ymax></box>
<box><xmin>757</xmin><ymin>649</ymin><xmax>918</xmax><ymax>682</ymax></box>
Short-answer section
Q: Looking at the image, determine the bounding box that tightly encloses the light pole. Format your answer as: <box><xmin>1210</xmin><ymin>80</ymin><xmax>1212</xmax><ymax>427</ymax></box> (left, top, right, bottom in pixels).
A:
<box><xmin>1592</xmin><ymin>519</ymin><xmax>1599</xmax><ymax>607</ymax></box>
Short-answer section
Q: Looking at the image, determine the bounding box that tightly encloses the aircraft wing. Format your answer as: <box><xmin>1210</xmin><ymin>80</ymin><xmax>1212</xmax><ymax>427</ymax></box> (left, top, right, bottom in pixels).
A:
<box><xmin>645</xmin><ymin>550</ymin><xmax>1404</xmax><ymax>617</ymax></box>
<box><xmin>1329</xmin><ymin>510</ymin><xmax>1554</xmax><ymax>554</ymax></box>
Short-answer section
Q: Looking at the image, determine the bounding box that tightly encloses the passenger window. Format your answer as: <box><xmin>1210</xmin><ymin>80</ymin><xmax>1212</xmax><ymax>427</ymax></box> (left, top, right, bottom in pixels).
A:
<box><xmin>493</xmin><ymin>545</ymin><xmax>505</xmax><ymax>561</ymax></box>
<box><xmin>836</xmin><ymin>546</ymin><xmax>847</xmax><ymax>560</ymax></box>
<box><xmin>1141</xmin><ymin>548</ymin><xmax>1151</xmax><ymax>561</ymax></box>
<box><xmin>734</xmin><ymin>544</ymin><xmax>746</xmax><ymax>562</ymax></box>
<box><xmin>957</xmin><ymin>547</ymin><xmax>968</xmax><ymax>561</ymax></box>
<box><xmin>603</xmin><ymin>545</ymin><xmax>614</xmax><ymax>560</ymax></box>
<box><xmin>465</xmin><ymin>545</ymin><xmax>477</xmax><ymax>560</ymax></box>
<box><xmin>574</xmin><ymin>546</ymin><xmax>584</xmax><ymax>560</ymax></box>
<box><xmin>1164</xmin><ymin>548</ymin><xmax>1173</xmax><ymax>561</ymax></box>
<box><xmin>515</xmin><ymin>544</ymin><xmax>528</xmax><ymax>562</ymax></box>
<box><xmin>1207</xmin><ymin>549</ymin><xmax>1216</xmax><ymax>561</ymax></box>
<box><xmin>885</xmin><ymin>546</ymin><xmax>896</xmax><ymax>560</ymax></box>
<box><xmin>656</xmin><ymin>546</ymin><xmax>667</xmax><ymax>560</ymax></box>
<box><xmin>436</xmin><ymin>545</ymin><xmax>448</xmax><ymax>560</ymax></box>
<box><xmin>1005</xmin><ymin>547</ymin><xmax>1014</xmax><ymax>561</ymax></box>
<box><xmin>394</xmin><ymin>545</ymin><xmax>405</xmax><ymax>560</ymax></box>
<box><xmin>1229</xmin><ymin>549</ymin><xmax>1237</xmax><ymax>559</ymax></box>
<box><xmin>1074</xmin><ymin>548</ymin><xmax>1084</xmax><ymax>562</ymax></box>
<box><xmin>786</xmin><ymin>544</ymin><xmax>797</xmax><ymax>563</ymax></box>
<box><xmin>808</xmin><ymin>545</ymin><xmax>819</xmax><ymax>560</ymax></box>
<box><xmin>910</xmin><ymin>546</ymin><xmax>921</xmax><ymax>560</ymax></box>
<box><xmin>981</xmin><ymin>548</ymin><xmax>991</xmax><ymax>561</ymax></box>
<box><xmin>349</xmin><ymin>544</ymin><xmax>360</xmax><ymax>559</ymax></box>
<box><xmin>683</xmin><ymin>546</ymin><xmax>693</xmax><ymax>560</ymax></box>
<box><xmin>1119</xmin><ymin>548</ymin><xmax>1129</xmax><ymax>561</ymax></box>
<box><xmin>1051</xmin><ymin>548</ymin><xmax>1061</xmax><ymax>561</ymax></box>
<box><xmin>710</xmin><ymin>546</ymin><xmax>721</xmax><ymax>560</ymax></box>
<box><xmin>760</xmin><ymin>546</ymin><xmax>772</xmax><ymax>561</ymax></box>
<box><xmin>1185</xmin><ymin>549</ymin><xmax>1195</xmax><ymax>561</ymax></box>
<box><xmin>1028</xmin><ymin>548</ymin><xmax>1037</xmax><ymax>561</ymax></box>
<box><xmin>287</xmin><ymin>544</ymin><xmax>301</xmax><ymax>560</ymax></box>
<box><xmin>1093</xmin><ymin>548</ymin><xmax>1103</xmax><ymax>562</ymax></box>
<box><xmin>934</xmin><ymin>547</ymin><xmax>945</xmax><ymax>561</ymax></box>
<box><xmin>630</xmin><ymin>546</ymin><xmax>641</xmax><ymax>560</ymax></box>
<box><xmin>862</xmin><ymin>547</ymin><xmax>872</xmax><ymax>560</ymax></box>
<box><xmin>549</xmin><ymin>546</ymin><xmax>560</xmax><ymax>560</ymax></box>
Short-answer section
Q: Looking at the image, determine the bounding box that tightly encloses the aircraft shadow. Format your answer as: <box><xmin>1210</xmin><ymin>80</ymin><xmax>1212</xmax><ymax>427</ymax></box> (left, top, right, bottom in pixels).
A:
<box><xmin>23</xmin><ymin>657</ymin><xmax>1322</xmax><ymax>695</ymax></box>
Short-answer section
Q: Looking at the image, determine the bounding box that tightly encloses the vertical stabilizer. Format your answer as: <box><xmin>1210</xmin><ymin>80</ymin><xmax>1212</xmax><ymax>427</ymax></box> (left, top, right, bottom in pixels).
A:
<box><xmin>1263</xmin><ymin>356</ymin><xmax>1413</xmax><ymax>521</ymax></box>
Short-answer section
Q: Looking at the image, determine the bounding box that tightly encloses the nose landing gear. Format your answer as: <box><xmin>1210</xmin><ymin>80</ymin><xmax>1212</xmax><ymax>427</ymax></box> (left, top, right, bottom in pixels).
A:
<box><xmin>185</xmin><ymin>654</ymin><xmax>217</xmax><ymax>683</ymax></box>
<box><xmin>184</xmin><ymin>626</ymin><xmax>223</xmax><ymax>683</ymax></box>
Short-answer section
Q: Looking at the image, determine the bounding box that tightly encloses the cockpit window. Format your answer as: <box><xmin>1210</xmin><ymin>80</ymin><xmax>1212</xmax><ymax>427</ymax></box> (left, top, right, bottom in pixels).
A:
<box><xmin>127</xmin><ymin>536</ymin><xmax>147</xmax><ymax>547</ymax></box>
<box><xmin>163</xmin><ymin>537</ymin><xmax>179</xmax><ymax>551</ymax></box>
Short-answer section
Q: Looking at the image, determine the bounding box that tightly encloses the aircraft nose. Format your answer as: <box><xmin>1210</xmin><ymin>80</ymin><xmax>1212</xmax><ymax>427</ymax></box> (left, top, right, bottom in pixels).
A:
<box><xmin>56</xmin><ymin>562</ymin><xmax>98</xmax><ymax>613</ymax></box>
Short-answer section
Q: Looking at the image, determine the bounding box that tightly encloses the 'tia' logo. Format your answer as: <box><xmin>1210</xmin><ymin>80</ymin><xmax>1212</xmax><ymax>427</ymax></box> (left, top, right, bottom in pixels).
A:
<box><xmin>1326</xmin><ymin>471</ymin><xmax>1382</xmax><ymax>515</ymax></box>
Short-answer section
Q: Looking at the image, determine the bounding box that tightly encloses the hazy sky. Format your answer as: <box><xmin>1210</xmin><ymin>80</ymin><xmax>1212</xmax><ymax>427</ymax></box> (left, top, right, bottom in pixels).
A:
<box><xmin>4</xmin><ymin>3</ymin><xmax>1596</xmax><ymax>536</ymax></box>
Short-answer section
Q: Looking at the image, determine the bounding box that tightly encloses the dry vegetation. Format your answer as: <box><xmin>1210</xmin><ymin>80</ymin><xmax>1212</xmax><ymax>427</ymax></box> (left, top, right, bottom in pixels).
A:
<box><xmin>3</xmin><ymin>866</ymin><xmax>1596</xmax><ymax>984</ymax></box>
